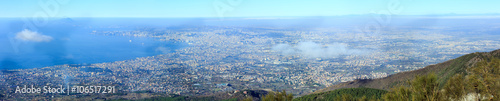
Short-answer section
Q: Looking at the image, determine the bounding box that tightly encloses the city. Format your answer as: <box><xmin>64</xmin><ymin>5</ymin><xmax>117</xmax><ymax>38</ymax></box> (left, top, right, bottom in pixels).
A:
<box><xmin>2</xmin><ymin>21</ymin><xmax>499</xmax><ymax>100</ymax></box>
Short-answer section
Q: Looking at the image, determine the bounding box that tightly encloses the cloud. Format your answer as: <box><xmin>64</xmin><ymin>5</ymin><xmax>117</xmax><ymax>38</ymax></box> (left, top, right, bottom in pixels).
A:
<box><xmin>271</xmin><ymin>44</ymin><xmax>295</xmax><ymax>55</ymax></box>
<box><xmin>155</xmin><ymin>46</ymin><xmax>171</xmax><ymax>54</ymax></box>
<box><xmin>15</xmin><ymin>29</ymin><xmax>53</xmax><ymax>42</ymax></box>
<box><xmin>272</xmin><ymin>41</ymin><xmax>368</xmax><ymax>58</ymax></box>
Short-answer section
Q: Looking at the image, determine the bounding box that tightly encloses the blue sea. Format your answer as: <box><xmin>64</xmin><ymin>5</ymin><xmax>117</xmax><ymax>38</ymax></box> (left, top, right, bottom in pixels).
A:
<box><xmin>0</xmin><ymin>18</ymin><xmax>187</xmax><ymax>70</ymax></box>
<box><xmin>3</xmin><ymin>17</ymin><xmax>500</xmax><ymax>70</ymax></box>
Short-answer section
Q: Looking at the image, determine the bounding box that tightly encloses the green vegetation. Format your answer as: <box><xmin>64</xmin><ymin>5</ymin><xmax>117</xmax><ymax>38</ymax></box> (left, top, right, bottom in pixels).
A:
<box><xmin>296</xmin><ymin>54</ymin><xmax>500</xmax><ymax>101</ymax></box>
<box><xmin>315</xmin><ymin>50</ymin><xmax>500</xmax><ymax>95</ymax></box>
<box><xmin>443</xmin><ymin>74</ymin><xmax>466</xmax><ymax>100</ymax></box>
<box><xmin>382</xmin><ymin>57</ymin><xmax>500</xmax><ymax>101</ymax></box>
<box><xmin>383</xmin><ymin>73</ymin><xmax>444</xmax><ymax>101</ymax></box>
<box><xmin>381</xmin><ymin>86</ymin><xmax>411</xmax><ymax>101</ymax></box>
<box><xmin>242</xmin><ymin>97</ymin><xmax>253</xmax><ymax>101</ymax></box>
<box><xmin>220</xmin><ymin>98</ymin><xmax>238</xmax><ymax>101</ymax></box>
<box><xmin>435</xmin><ymin>53</ymin><xmax>477</xmax><ymax>88</ymax></box>
<box><xmin>461</xmin><ymin>57</ymin><xmax>500</xmax><ymax>100</ymax></box>
<box><xmin>263</xmin><ymin>90</ymin><xmax>294</xmax><ymax>101</ymax></box>
<box><xmin>294</xmin><ymin>88</ymin><xmax>387</xmax><ymax>101</ymax></box>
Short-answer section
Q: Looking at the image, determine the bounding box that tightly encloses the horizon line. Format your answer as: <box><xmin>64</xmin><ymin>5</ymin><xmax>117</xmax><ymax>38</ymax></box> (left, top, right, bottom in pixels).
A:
<box><xmin>2</xmin><ymin>14</ymin><xmax>500</xmax><ymax>18</ymax></box>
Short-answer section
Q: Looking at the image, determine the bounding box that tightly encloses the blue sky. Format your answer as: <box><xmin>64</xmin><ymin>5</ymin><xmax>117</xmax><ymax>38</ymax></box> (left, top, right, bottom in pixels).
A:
<box><xmin>1</xmin><ymin>0</ymin><xmax>499</xmax><ymax>17</ymax></box>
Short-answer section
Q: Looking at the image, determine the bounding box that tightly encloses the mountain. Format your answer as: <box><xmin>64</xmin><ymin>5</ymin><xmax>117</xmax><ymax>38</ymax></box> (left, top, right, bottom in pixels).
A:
<box><xmin>76</xmin><ymin>90</ymin><xmax>269</xmax><ymax>101</ymax></box>
<box><xmin>313</xmin><ymin>49</ymin><xmax>500</xmax><ymax>94</ymax></box>
<box><xmin>293</xmin><ymin>88</ymin><xmax>387</xmax><ymax>101</ymax></box>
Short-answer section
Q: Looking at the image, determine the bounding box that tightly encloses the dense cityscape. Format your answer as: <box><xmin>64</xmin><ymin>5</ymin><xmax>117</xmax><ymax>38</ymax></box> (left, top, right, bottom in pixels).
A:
<box><xmin>2</xmin><ymin>22</ymin><xmax>500</xmax><ymax>100</ymax></box>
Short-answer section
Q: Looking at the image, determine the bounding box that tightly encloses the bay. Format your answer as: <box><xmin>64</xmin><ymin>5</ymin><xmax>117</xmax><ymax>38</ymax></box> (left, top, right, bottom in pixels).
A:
<box><xmin>0</xmin><ymin>19</ymin><xmax>186</xmax><ymax>70</ymax></box>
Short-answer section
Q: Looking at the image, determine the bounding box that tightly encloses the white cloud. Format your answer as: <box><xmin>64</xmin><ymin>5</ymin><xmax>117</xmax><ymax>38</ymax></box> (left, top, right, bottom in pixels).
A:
<box><xmin>155</xmin><ymin>46</ymin><xmax>171</xmax><ymax>54</ymax></box>
<box><xmin>15</xmin><ymin>29</ymin><xmax>53</xmax><ymax>42</ymax></box>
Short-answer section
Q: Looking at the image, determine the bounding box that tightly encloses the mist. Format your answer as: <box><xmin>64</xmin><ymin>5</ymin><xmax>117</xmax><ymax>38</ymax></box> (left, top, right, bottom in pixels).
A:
<box><xmin>272</xmin><ymin>41</ymin><xmax>368</xmax><ymax>58</ymax></box>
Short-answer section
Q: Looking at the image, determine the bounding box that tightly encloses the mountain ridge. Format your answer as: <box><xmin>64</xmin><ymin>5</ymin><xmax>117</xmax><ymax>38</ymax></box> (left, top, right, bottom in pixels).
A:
<box><xmin>313</xmin><ymin>49</ymin><xmax>500</xmax><ymax>94</ymax></box>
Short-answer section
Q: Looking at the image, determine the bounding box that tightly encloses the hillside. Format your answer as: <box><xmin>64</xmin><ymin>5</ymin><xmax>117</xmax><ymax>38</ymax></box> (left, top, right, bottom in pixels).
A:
<box><xmin>294</xmin><ymin>88</ymin><xmax>387</xmax><ymax>101</ymax></box>
<box><xmin>133</xmin><ymin>90</ymin><xmax>268</xmax><ymax>101</ymax></box>
<box><xmin>314</xmin><ymin>49</ymin><xmax>500</xmax><ymax>94</ymax></box>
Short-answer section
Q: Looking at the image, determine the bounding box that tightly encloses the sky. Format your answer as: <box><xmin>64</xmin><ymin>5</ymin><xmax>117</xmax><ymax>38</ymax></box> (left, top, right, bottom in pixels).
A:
<box><xmin>1</xmin><ymin>0</ymin><xmax>500</xmax><ymax>17</ymax></box>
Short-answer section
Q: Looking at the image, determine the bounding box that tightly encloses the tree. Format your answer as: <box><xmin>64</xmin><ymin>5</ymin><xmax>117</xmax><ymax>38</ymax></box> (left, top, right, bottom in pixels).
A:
<box><xmin>382</xmin><ymin>73</ymin><xmax>442</xmax><ymax>101</ymax></box>
<box><xmin>382</xmin><ymin>86</ymin><xmax>411</xmax><ymax>101</ymax></box>
<box><xmin>358</xmin><ymin>96</ymin><xmax>367</xmax><ymax>101</ymax></box>
<box><xmin>382</xmin><ymin>57</ymin><xmax>500</xmax><ymax>101</ymax></box>
<box><xmin>242</xmin><ymin>97</ymin><xmax>253</xmax><ymax>101</ymax></box>
<box><xmin>464</xmin><ymin>58</ymin><xmax>500</xmax><ymax>101</ymax></box>
<box><xmin>443</xmin><ymin>74</ymin><xmax>466</xmax><ymax>100</ymax></box>
<box><xmin>263</xmin><ymin>90</ymin><xmax>293</xmax><ymax>101</ymax></box>
<box><xmin>335</xmin><ymin>94</ymin><xmax>354</xmax><ymax>101</ymax></box>
<box><xmin>410</xmin><ymin>73</ymin><xmax>443</xmax><ymax>101</ymax></box>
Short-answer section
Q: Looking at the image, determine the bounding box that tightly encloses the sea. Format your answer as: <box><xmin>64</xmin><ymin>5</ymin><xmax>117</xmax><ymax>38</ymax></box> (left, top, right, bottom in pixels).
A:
<box><xmin>0</xmin><ymin>18</ymin><xmax>187</xmax><ymax>70</ymax></box>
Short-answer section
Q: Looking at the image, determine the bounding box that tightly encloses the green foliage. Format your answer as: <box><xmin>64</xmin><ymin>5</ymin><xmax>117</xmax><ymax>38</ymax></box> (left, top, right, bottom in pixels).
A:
<box><xmin>382</xmin><ymin>57</ymin><xmax>500</xmax><ymax>101</ymax></box>
<box><xmin>263</xmin><ymin>92</ymin><xmax>274</xmax><ymax>101</ymax></box>
<box><xmin>382</xmin><ymin>73</ymin><xmax>443</xmax><ymax>101</ymax></box>
<box><xmin>335</xmin><ymin>94</ymin><xmax>354</xmax><ymax>101</ymax></box>
<box><xmin>464</xmin><ymin>57</ymin><xmax>500</xmax><ymax>101</ymax></box>
<box><xmin>242</xmin><ymin>97</ymin><xmax>253</xmax><ymax>101</ymax></box>
<box><xmin>358</xmin><ymin>96</ymin><xmax>367</xmax><ymax>101</ymax></box>
<box><xmin>410</xmin><ymin>73</ymin><xmax>443</xmax><ymax>101</ymax></box>
<box><xmin>263</xmin><ymin>90</ymin><xmax>293</xmax><ymax>101</ymax></box>
<box><xmin>443</xmin><ymin>74</ymin><xmax>465</xmax><ymax>100</ymax></box>
<box><xmin>436</xmin><ymin>53</ymin><xmax>477</xmax><ymax>88</ymax></box>
<box><xmin>220</xmin><ymin>98</ymin><xmax>238</xmax><ymax>101</ymax></box>
<box><xmin>294</xmin><ymin>88</ymin><xmax>387</xmax><ymax>101</ymax></box>
<box><xmin>382</xmin><ymin>86</ymin><xmax>411</xmax><ymax>101</ymax></box>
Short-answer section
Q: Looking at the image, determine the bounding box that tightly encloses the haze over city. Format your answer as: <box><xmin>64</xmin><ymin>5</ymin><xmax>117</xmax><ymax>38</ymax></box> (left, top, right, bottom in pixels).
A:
<box><xmin>1</xmin><ymin>0</ymin><xmax>500</xmax><ymax>100</ymax></box>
